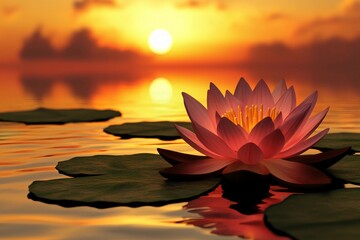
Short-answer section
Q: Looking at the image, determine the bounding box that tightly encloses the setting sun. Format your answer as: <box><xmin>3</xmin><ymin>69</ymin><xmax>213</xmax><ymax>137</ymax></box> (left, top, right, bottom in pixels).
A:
<box><xmin>148</xmin><ymin>29</ymin><xmax>173</xmax><ymax>55</ymax></box>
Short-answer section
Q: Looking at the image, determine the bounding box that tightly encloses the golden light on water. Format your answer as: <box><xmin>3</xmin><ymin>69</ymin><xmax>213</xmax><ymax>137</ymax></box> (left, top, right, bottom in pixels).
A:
<box><xmin>149</xmin><ymin>77</ymin><xmax>173</xmax><ymax>103</ymax></box>
<box><xmin>148</xmin><ymin>29</ymin><xmax>173</xmax><ymax>55</ymax></box>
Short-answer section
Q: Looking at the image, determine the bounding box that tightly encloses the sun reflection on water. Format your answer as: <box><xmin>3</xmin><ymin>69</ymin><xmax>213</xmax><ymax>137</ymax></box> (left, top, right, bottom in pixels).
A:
<box><xmin>149</xmin><ymin>77</ymin><xmax>173</xmax><ymax>103</ymax></box>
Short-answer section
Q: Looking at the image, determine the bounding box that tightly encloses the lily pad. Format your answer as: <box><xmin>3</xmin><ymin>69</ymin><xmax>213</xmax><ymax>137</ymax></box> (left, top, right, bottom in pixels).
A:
<box><xmin>0</xmin><ymin>108</ymin><xmax>121</xmax><ymax>124</ymax></box>
<box><xmin>313</xmin><ymin>133</ymin><xmax>360</xmax><ymax>152</ymax></box>
<box><xmin>265</xmin><ymin>188</ymin><xmax>360</xmax><ymax>240</ymax></box>
<box><xmin>28</xmin><ymin>154</ymin><xmax>220</xmax><ymax>208</ymax></box>
<box><xmin>328</xmin><ymin>155</ymin><xmax>360</xmax><ymax>185</ymax></box>
<box><xmin>104</xmin><ymin>121</ymin><xmax>192</xmax><ymax>140</ymax></box>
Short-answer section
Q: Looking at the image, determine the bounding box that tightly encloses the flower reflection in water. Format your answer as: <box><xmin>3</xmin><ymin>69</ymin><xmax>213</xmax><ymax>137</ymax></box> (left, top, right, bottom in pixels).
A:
<box><xmin>178</xmin><ymin>185</ymin><xmax>294</xmax><ymax>240</ymax></box>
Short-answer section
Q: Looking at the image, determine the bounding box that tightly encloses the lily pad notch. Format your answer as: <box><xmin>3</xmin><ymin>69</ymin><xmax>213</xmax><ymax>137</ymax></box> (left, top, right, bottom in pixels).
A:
<box><xmin>0</xmin><ymin>108</ymin><xmax>121</xmax><ymax>124</ymax></box>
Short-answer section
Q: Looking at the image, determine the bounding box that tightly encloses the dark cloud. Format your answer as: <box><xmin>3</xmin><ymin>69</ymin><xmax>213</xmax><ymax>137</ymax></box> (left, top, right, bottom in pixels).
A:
<box><xmin>247</xmin><ymin>37</ymin><xmax>360</xmax><ymax>66</ymax></box>
<box><xmin>177</xmin><ymin>0</ymin><xmax>205</xmax><ymax>8</ymax></box>
<box><xmin>1</xmin><ymin>6</ymin><xmax>20</xmax><ymax>17</ymax></box>
<box><xmin>295</xmin><ymin>0</ymin><xmax>360</xmax><ymax>40</ymax></box>
<box><xmin>20</xmin><ymin>28</ymin><xmax>57</xmax><ymax>59</ymax></box>
<box><xmin>245</xmin><ymin>37</ymin><xmax>360</xmax><ymax>88</ymax></box>
<box><xmin>264</xmin><ymin>13</ymin><xmax>289</xmax><ymax>21</ymax></box>
<box><xmin>19</xmin><ymin>28</ymin><xmax>151</xmax><ymax>63</ymax></box>
<box><xmin>342</xmin><ymin>0</ymin><xmax>360</xmax><ymax>15</ymax></box>
<box><xmin>176</xmin><ymin>0</ymin><xmax>227</xmax><ymax>10</ymax></box>
<box><xmin>61</xmin><ymin>29</ymin><xmax>149</xmax><ymax>61</ymax></box>
<box><xmin>73</xmin><ymin>0</ymin><xmax>118</xmax><ymax>12</ymax></box>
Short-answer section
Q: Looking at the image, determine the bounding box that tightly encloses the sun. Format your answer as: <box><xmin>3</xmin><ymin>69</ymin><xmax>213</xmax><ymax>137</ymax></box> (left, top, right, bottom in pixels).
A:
<box><xmin>148</xmin><ymin>29</ymin><xmax>173</xmax><ymax>55</ymax></box>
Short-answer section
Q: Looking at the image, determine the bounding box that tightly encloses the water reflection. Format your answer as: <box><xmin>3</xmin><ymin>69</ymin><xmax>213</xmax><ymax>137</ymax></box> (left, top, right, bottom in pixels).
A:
<box><xmin>0</xmin><ymin>66</ymin><xmax>360</xmax><ymax>240</ymax></box>
<box><xmin>179</xmin><ymin>185</ymin><xmax>294</xmax><ymax>240</ymax></box>
<box><xmin>0</xmin><ymin>66</ymin><xmax>359</xmax><ymax>133</ymax></box>
<box><xmin>0</xmin><ymin>66</ymin><xmax>358</xmax><ymax>130</ymax></box>
<box><xmin>149</xmin><ymin>77</ymin><xmax>173</xmax><ymax>103</ymax></box>
<box><xmin>20</xmin><ymin>72</ymin><xmax>147</xmax><ymax>102</ymax></box>
<box><xmin>21</xmin><ymin>75</ymin><xmax>55</xmax><ymax>101</ymax></box>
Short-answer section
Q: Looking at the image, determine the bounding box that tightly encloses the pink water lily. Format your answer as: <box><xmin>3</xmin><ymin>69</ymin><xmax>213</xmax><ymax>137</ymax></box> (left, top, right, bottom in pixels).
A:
<box><xmin>158</xmin><ymin>78</ymin><xmax>350</xmax><ymax>187</ymax></box>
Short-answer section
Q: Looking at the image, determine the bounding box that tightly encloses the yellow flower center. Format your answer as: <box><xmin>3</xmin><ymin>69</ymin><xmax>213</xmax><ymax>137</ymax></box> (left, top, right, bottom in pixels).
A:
<box><xmin>222</xmin><ymin>104</ymin><xmax>280</xmax><ymax>132</ymax></box>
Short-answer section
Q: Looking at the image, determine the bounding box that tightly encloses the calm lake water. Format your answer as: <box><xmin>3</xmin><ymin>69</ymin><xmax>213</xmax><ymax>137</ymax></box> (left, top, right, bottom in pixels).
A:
<box><xmin>1</xmin><ymin>64</ymin><xmax>360</xmax><ymax>240</ymax></box>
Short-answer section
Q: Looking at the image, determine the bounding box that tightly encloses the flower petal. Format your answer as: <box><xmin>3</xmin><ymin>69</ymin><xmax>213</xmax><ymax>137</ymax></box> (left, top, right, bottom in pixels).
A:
<box><xmin>234</xmin><ymin>77</ymin><xmax>252</xmax><ymax>104</ymax></box>
<box><xmin>249</xmin><ymin>79</ymin><xmax>275</xmax><ymax>109</ymax></box>
<box><xmin>192</xmin><ymin>121</ymin><xmax>237</xmax><ymax>158</ymax></box>
<box><xmin>300</xmin><ymin>107</ymin><xmax>329</xmax><ymax>139</ymax></box>
<box><xmin>272</xmin><ymin>79</ymin><xmax>288</xmax><ymax>102</ymax></box>
<box><xmin>284</xmin><ymin>107</ymin><xmax>329</xmax><ymax>149</ymax></box>
<box><xmin>159</xmin><ymin>158</ymin><xmax>235</xmax><ymax>178</ymax></box>
<box><xmin>262</xmin><ymin>159</ymin><xmax>331</xmax><ymax>185</ymax></box>
<box><xmin>273</xmin><ymin>112</ymin><xmax>283</xmax><ymax>128</ymax></box>
<box><xmin>275</xmin><ymin>128</ymin><xmax>329</xmax><ymax>158</ymax></box>
<box><xmin>248</xmin><ymin>117</ymin><xmax>275</xmax><ymax>144</ymax></box>
<box><xmin>274</xmin><ymin>86</ymin><xmax>296</xmax><ymax>118</ymax></box>
<box><xmin>279</xmin><ymin>103</ymin><xmax>311</xmax><ymax>141</ymax></box>
<box><xmin>207</xmin><ymin>83</ymin><xmax>230</xmax><ymax>125</ymax></box>
<box><xmin>183</xmin><ymin>92</ymin><xmax>215</xmax><ymax>132</ymax></box>
<box><xmin>217</xmin><ymin>117</ymin><xmax>248</xmax><ymax>151</ymax></box>
<box><xmin>294</xmin><ymin>91</ymin><xmax>318</xmax><ymax>120</ymax></box>
<box><xmin>285</xmin><ymin>147</ymin><xmax>351</xmax><ymax>169</ymax></box>
<box><xmin>237</xmin><ymin>142</ymin><xmax>264</xmax><ymax>165</ymax></box>
<box><xmin>223</xmin><ymin>161</ymin><xmax>269</xmax><ymax>175</ymax></box>
<box><xmin>175</xmin><ymin>124</ymin><xmax>222</xmax><ymax>159</ymax></box>
<box><xmin>225</xmin><ymin>90</ymin><xmax>242</xmax><ymax>110</ymax></box>
<box><xmin>214</xmin><ymin>111</ymin><xmax>222</xmax><ymax>125</ymax></box>
<box><xmin>157</xmin><ymin>148</ymin><xmax>207</xmax><ymax>166</ymax></box>
<box><xmin>281</xmin><ymin>92</ymin><xmax>318</xmax><ymax>142</ymax></box>
<box><xmin>259</xmin><ymin>129</ymin><xmax>286</xmax><ymax>158</ymax></box>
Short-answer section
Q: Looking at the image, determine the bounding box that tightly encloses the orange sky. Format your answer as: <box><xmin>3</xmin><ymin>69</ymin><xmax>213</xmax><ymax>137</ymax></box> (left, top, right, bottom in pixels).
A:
<box><xmin>0</xmin><ymin>0</ymin><xmax>359</xmax><ymax>64</ymax></box>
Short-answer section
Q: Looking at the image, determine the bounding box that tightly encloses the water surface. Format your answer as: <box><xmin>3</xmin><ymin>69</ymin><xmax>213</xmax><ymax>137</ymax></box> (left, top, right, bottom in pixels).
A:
<box><xmin>1</xmin><ymin>65</ymin><xmax>359</xmax><ymax>239</ymax></box>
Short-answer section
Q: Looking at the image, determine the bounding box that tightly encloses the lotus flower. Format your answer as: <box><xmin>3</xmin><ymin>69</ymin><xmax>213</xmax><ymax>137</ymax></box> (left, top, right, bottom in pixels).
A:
<box><xmin>158</xmin><ymin>78</ymin><xmax>350</xmax><ymax>187</ymax></box>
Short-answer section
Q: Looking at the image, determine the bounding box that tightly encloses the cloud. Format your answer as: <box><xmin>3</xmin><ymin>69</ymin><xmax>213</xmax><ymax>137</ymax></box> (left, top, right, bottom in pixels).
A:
<box><xmin>264</xmin><ymin>13</ymin><xmax>289</xmax><ymax>22</ymax></box>
<box><xmin>19</xmin><ymin>28</ymin><xmax>57</xmax><ymax>59</ymax></box>
<box><xmin>247</xmin><ymin>37</ymin><xmax>360</xmax><ymax>66</ymax></box>
<box><xmin>1</xmin><ymin>6</ymin><xmax>20</xmax><ymax>19</ymax></box>
<box><xmin>73</xmin><ymin>0</ymin><xmax>118</xmax><ymax>12</ymax></box>
<box><xmin>19</xmin><ymin>28</ymin><xmax>151</xmax><ymax>63</ymax></box>
<box><xmin>61</xmin><ymin>29</ymin><xmax>149</xmax><ymax>61</ymax></box>
<box><xmin>176</xmin><ymin>0</ymin><xmax>227</xmax><ymax>10</ymax></box>
<box><xmin>177</xmin><ymin>0</ymin><xmax>205</xmax><ymax>8</ymax></box>
<box><xmin>341</xmin><ymin>0</ymin><xmax>360</xmax><ymax>14</ymax></box>
<box><xmin>245</xmin><ymin>37</ymin><xmax>360</xmax><ymax>88</ymax></box>
<box><xmin>295</xmin><ymin>0</ymin><xmax>360</xmax><ymax>40</ymax></box>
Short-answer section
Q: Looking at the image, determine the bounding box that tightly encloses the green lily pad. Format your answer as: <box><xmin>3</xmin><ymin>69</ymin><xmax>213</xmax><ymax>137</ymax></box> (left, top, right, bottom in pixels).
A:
<box><xmin>28</xmin><ymin>154</ymin><xmax>220</xmax><ymax>208</ymax></box>
<box><xmin>104</xmin><ymin>121</ymin><xmax>192</xmax><ymax>140</ymax></box>
<box><xmin>265</xmin><ymin>188</ymin><xmax>360</xmax><ymax>240</ymax></box>
<box><xmin>328</xmin><ymin>155</ymin><xmax>360</xmax><ymax>185</ymax></box>
<box><xmin>313</xmin><ymin>133</ymin><xmax>360</xmax><ymax>152</ymax></box>
<box><xmin>0</xmin><ymin>108</ymin><xmax>121</xmax><ymax>124</ymax></box>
